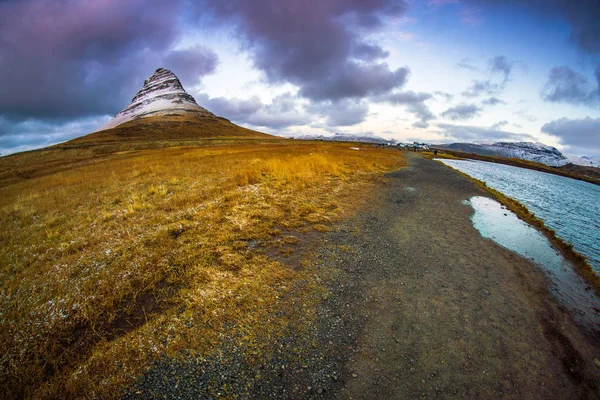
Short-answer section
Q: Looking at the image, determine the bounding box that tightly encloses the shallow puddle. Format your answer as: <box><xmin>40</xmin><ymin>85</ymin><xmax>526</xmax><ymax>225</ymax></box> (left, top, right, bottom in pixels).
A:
<box><xmin>466</xmin><ymin>196</ymin><xmax>600</xmax><ymax>334</ymax></box>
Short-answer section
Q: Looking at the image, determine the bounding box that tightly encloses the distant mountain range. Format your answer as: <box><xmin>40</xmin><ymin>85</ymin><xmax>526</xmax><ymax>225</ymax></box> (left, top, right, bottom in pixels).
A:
<box><xmin>293</xmin><ymin>132</ymin><xmax>396</xmax><ymax>145</ymax></box>
<box><xmin>434</xmin><ymin>142</ymin><xmax>572</xmax><ymax>167</ymax></box>
<box><xmin>565</xmin><ymin>154</ymin><xmax>600</xmax><ymax>168</ymax></box>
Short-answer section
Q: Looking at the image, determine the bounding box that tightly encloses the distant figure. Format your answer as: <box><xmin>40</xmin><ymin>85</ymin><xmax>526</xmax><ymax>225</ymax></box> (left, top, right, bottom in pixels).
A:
<box><xmin>434</xmin><ymin>150</ymin><xmax>438</xmax><ymax>156</ymax></box>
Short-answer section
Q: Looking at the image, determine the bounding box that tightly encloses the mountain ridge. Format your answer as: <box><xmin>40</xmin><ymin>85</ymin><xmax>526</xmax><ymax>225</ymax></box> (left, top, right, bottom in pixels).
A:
<box><xmin>435</xmin><ymin>141</ymin><xmax>570</xmax><ymax>167</ymax></box>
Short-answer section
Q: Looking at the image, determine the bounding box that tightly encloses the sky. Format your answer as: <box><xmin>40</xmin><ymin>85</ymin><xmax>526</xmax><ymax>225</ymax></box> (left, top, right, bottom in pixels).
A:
<box><xmin>1</xmin><ymin>0</ymin><xmax>599</xmax><ymax>156</ymax></box>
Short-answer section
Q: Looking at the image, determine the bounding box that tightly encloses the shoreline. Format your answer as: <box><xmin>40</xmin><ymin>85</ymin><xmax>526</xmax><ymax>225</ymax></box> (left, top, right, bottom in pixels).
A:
<box><xmin>434</xmin><ymin>158</ymin><xmax>600</xmax><ymax>299</ymax></box>
<box><xmin>429</xmin><ymin>148</ymin><xmax>600</xmax><ymax>187</ymax></box>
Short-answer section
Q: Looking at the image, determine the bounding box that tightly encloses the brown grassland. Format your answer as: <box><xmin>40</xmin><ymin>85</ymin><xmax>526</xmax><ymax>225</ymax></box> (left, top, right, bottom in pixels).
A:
<box><xmin>0</xmin><ymin>139</ymin><xmax>407</xmax><ymax>399</ymax></box>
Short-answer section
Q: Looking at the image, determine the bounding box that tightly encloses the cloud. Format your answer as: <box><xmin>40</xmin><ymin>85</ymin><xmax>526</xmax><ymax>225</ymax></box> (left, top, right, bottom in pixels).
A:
<box><xmin>463</xmin><ymin>55</ymin><xmax>514</xmax><ymax>97</ymax></box>
<box><xmin>482</xmin><ymin>97</ymin><xmax>506</xmax><ymax>105</ymax></box>
<box><xmin>456</xmin><ymin>58</ymin><xmax>478</xmax><ymax>71</ymax></box>
<box><xmin>201</xmin><ymin>0</ymin><xmax>410</xmax><ymax>102</ymax></box>
<box><xmin>433</xmin><ymin>91</ymin><xmax>454</xmax><ymax>101</ymax></box>
<box><xmin>164</xmin><ymin>46</ymin><xmax>219</xmax><ymax>84</ymax></box>
<box><xmin>0</xmin><ymin>0</ymin><xmax>215</xmax><ymax>119</ymax></box>
<box><xmin>0</xmin><ymin>0</ymin><xmax>222</xmax><ymax>154</ymax></box>
<box><xmin>352</xmin><ymin>43</ymin><xmax>390</xmax><ymax>61</ymax></box>
<box><xmin>0</xmin><ymin>115</ymin><xmax>109</xmax><ymax>156</ymax></box>
<box><xmin>436</xmin><ymin>123</ymin><xmax>535</xmax><ymax>142</ymax></box>
<box><xmin>541</xmin><ymin>117</ymin><xmax>600</xmax><ymax>155</ymax></box>
<box><xmin>299</xmin><ymin>63</ymin><xmax>409</xmax><ymax>101</ymax></box>
<box><xmin>373</xmin><ymin>91</ymin><xmax>435</xmax><ymax>128</ymax></box>
<box><xmin>197</xmin><ymin>92</ymin><xmax>311</xmax><ymax>129</ymax></box>
<box><xmin>441</xmin><ymin>103</ymin><xmax>482</xmax><ymax>120</ymax></box>
<box><xmin>319</xmin><ymin>100</ymin><xmax>370</xmax><ymax>127</ymax></box>
<box><xmin>491</xmin><ymin>120</ymin><xmax>509</xmax><ymax>129</ymax></box>
<box><xmin>541</xmin><ymin>65</ymin><xmax>600</xmax><ymax>107</ymax></box>
<box><xmin>197</xmin><ymin>95</ymin><xmax>263</xmax><ymax>121</ymax></box>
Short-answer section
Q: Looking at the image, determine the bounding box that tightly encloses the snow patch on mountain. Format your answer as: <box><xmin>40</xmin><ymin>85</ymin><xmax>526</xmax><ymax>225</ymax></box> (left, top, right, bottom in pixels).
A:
<box><xmin>437</xmin><ymin>141</ymin><xmax>570</xmax><ymax>167</ymax></box>
<box><xmin>97</xmin><ymin>68</ymin><xmax>212</xmax><ymax>131</ymax></box>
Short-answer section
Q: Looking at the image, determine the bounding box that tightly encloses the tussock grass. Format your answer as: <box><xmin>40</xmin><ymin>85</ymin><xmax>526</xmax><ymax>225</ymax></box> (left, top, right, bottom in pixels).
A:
<box><xmin>0</xmin><ymin>141</ymin><xmax>406</xmax><ymax>398</ymax></box>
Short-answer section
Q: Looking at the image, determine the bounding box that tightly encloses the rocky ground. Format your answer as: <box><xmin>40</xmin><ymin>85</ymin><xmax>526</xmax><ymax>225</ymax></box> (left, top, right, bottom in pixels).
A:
<box><xmin>125</xmin><ymin>153</ymin><xmax>600</xmax><ymax>399</ymax></box>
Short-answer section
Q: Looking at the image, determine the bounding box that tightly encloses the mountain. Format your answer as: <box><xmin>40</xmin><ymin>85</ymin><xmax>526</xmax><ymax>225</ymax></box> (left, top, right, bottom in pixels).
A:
<box><xmin>294</xmin><ymin>132</ymin><xmax>395</xmax><ymax>145</ymax></box>
<box><xmin>435</xmin><ymin>141</ymin><xmax>570</xmax><ymax>167</ymax></box>
<box><xmin>97</xmin><ymin>68</ymin><xmax>215</xmax><ymax>131</ymax></box>
<box><xmin>566</xmin><ymin>154</ymin><xmax>600</xmax><ymax>168</ymax></box>
<box><xmin>71</xmin><ymin>68</ymin><xmax>271</xmax><ymax>144</ymax></box>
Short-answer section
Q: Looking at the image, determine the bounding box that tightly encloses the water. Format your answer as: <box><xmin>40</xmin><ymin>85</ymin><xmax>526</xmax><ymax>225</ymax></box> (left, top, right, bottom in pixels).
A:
<box><xmin>437</xmin><ymin>159</ymin><xmax>600</xmax><ymax>273</ymax></box>
<box><xmin>465</xmin><ymin>196</ymin><xmax>600</xmax><ymax>333</ymax></box>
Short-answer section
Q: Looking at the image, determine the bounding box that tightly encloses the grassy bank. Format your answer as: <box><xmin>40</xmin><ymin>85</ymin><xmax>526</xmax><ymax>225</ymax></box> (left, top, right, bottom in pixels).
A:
<box><xmin>0</xmin><ymin>141</ymin><xmax>406</xmax><ymax>399</ymax></box>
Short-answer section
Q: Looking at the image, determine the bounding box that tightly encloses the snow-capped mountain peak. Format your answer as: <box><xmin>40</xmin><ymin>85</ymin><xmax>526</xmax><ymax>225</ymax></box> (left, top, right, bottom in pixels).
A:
<box><xmin>97</xmin><ymin>68</ymin><xmax>213</xmax><ymax>131</ymax></box>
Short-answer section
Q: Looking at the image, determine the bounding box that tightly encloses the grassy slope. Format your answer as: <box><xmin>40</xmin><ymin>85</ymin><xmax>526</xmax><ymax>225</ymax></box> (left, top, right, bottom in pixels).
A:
<box><xmin>0</xmin><ymin>115</ymin><xmax>275</xmax><ymax>189</ymax></box>
<box><xmin>0</xmin><ymin>124</ymin><xmax>407</xmax><ymax>399</ymax></box>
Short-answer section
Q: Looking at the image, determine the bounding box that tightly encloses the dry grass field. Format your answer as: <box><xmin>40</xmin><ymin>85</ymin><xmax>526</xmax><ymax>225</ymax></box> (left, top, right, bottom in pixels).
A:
<box><xmin>0</xmin><ymin>140</ymin><xmax>406</xmax><ymax>398</ymax></box>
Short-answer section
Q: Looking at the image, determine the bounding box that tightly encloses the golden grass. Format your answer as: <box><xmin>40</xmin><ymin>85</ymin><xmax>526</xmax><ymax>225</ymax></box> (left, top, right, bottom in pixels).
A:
<box><xmin>0</xmin><ymin>141</ymin><xmax>406</xmax><ymax>399</ymax></box>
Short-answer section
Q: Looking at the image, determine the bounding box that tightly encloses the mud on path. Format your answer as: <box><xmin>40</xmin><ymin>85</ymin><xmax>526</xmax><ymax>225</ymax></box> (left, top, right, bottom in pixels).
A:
<box><xmin>317</xmin><ymin>153</ymin><xmax>600</xmax><ymax>399</ymax></box>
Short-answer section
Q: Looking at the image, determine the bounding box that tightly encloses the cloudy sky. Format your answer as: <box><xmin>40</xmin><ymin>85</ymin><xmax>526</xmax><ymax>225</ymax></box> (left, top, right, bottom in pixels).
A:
<box><xmin>1</xmin><ymin>0</ymin><xmax>599</xmax><ymax>156</ymax></box>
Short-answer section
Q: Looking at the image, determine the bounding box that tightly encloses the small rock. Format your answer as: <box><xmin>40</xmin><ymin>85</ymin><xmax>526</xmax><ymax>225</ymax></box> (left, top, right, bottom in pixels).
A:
<box><xmin>352</xmin><ymin>373</ymin><xmax>358</xmax><ymax>378</ymax></box>
<box><xmin>594</xmin><ymin>358</ymin><xmax>600</xmax><ymax>368</ymax></box>
<box><xmin>481</xmin><ymin>289</ymin><xmax>490</xmax><ymax>296</ymax></box>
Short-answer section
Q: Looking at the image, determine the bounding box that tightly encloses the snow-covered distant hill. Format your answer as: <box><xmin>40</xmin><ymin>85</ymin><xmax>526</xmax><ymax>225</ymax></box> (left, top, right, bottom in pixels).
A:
<box><xmin>436</xmin><ymin>141</ymin><xmax>570</xmax><ymax>167</ymax></box>
<box><xmin>566</xmin><ymin>154</ymin><xmax>600</xmax><ymax>168</ymax></box>
<box><xmin>294</xmin><ymin>132</ymin><xmax>395</xmax><ymax>145</ymax></box>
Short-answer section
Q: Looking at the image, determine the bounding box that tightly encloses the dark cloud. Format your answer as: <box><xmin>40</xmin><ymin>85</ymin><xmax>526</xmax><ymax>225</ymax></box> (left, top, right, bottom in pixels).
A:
<box><xmin>463</xmin><ymin>56</ymin><xmax>514</xmax><ymax>97</ymax></box>
<box><xmin>353</xmin><ymin>43</ymin><xmax>390</xmax><ymax>60</ymax></box>
<box><xmin>164</xmin><ymin>46</ymin><xmax>219</xmax><ymax>84</ymax></box>
<box><xmin>300</xmin><ymin>63</ymin><xmax>409</xmax><ymax>101</ymax></box>
<box><xmin>541</xmin><ymin>66</ymin><xmax>600</xmax><ymax>107</ymax></box>
<box><xmin>0</xmin><ymin>0</ymin><xmax>222</xmax><ymax>155</ymax></box>
<box><xmin>197</xmin><ymin>95</ymin><xmax>263</xmax><ymax>121</ymax></box>
<box><xmin>482</xmin><ymin>97</ymin><xmax>506</xmax><ymax>105</ymax></box>
<box><xmin>436</xmin><ymin>123</ymin><xmax>535</xmax><ymax>142</ymax></box>
<box><xmin>196</xmin><ymin>92</ymin><xmax>311</xmax><ymax>129</ymax></box>
<box><xmin>441</xmin><ymin>103</ymin><xmax>482</xmax><ymax>120</ymax></box>
<box><xmin>541</xmin><ymin>117</ymin><xmax>600</xmax><ymax>155</ymax></box>
<box><xmin>201</xmin><ymin>0</ymin><xmax>410</xmax><ymax>102</ymax></box>
<box><xmin>0</xmin><ymin>0</ymin><xmax>199</xmax><ymax>119</ymax></box>
<box><xmin>407</xmin><ymin>103</ymin><xmax>436</xmax><ymax>128</ymax></box>
<box><xmin>321</xmin><ymin>100</ymin><xmax>370</xmax><ymax>127</ymax></box>
<box><xmin>373</xmin><ymin>91</ymin><xmax>435</xmax><ymax>128</ymax></box>
<box><xmin>491</xmin><ymin>120</ymin><xmax>509</xmax><ymax>129</ymax></box>
<box><xmin>0</xmin><ymin>115</ymin><xmax>108</xmax><ymax>156</ymax></box>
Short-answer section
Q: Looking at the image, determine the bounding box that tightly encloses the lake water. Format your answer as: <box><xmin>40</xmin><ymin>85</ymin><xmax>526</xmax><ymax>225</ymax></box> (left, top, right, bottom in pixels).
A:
<box><xmin>437</xmin><ymin>159</ymin><xmax>600</xmax><ymax>273</ymax></box>
<box><xmin>465</xmin><ymin>196</ymin><xmax>600</xmax><ymax>332</ymax></box>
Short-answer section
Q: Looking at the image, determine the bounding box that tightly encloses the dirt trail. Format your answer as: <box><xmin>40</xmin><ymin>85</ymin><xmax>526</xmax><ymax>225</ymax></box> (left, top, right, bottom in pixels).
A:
<box><xmin>320</xmin><ymin>153</ymin><xmax>600</xmax><ymax>399</ymax></box>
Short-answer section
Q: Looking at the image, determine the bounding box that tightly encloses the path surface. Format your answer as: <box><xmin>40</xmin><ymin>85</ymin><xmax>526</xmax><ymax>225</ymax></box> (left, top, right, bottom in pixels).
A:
<box><xmin>316</xmin><ymin>153</ymin><xmax>600</xmax><ymax>399</ymax></box>
<box><xmin>125</xmin><ymin>153</ymin><xmax>600</xmax><ymax>399</ymax></box>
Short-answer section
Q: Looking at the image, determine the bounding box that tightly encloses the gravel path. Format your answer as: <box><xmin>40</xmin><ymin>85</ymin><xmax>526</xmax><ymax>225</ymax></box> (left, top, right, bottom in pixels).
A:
<box><xmin>125</xmin><ymin>153</ymin><xmax>600</xmax><ymax>399</ymax></box>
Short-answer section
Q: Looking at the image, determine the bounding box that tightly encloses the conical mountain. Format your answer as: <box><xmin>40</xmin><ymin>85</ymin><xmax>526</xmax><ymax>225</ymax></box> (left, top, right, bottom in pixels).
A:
<box><xmin>72</xmin><ymin>68</ymin><xmax>271</xmax><ymax>144</ymax></box>
<box><xmin>98</xmin><ymin>68</ymin><xmax>214</xmax><ymax>131</ymax></box>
